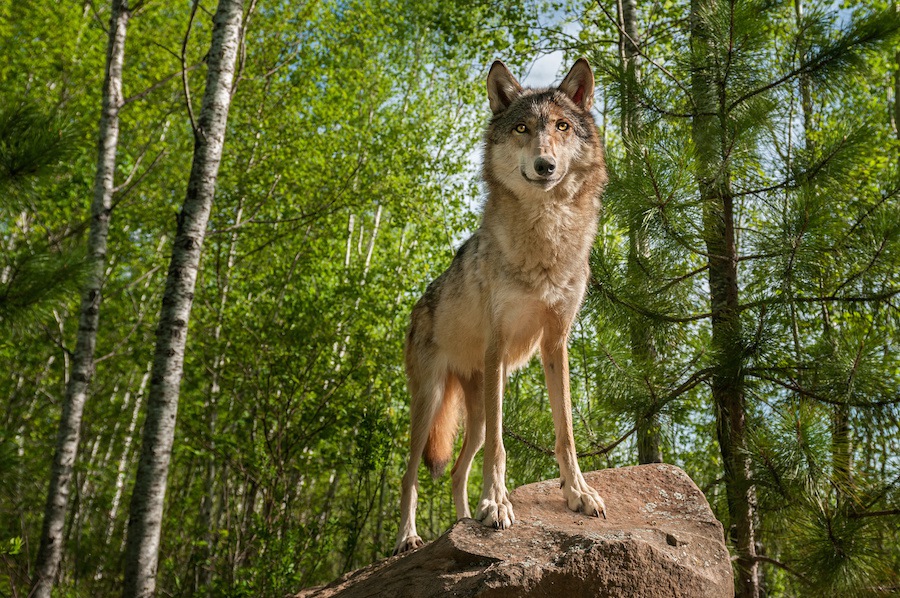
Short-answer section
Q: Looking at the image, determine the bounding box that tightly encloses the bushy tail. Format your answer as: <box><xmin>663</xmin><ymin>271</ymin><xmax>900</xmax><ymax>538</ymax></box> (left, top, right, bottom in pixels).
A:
<box><xmin>422</xmin><ymin>374</ymin><xmax>462</xmax><ymax>479</ymax></box>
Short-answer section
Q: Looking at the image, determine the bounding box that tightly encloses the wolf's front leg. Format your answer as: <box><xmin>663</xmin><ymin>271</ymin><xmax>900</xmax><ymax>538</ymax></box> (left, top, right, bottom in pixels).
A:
<box><xmin>476</xmin><ymin>445</ymin><xmax>515</xmax><ymax>529</ymax></box>
<box><xmin>541</xmin><ymin>332</ymin><xmax>607</xmax><ymax>519</ymax></box>
<box><xmin>475</xmin><ymin>338</ymin><xmax>515</xmax><ymax>529</ymax></box>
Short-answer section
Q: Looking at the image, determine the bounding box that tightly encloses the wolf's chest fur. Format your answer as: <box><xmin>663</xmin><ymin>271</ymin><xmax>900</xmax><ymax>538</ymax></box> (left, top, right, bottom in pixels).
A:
<box><xmin>482</xmin><ymin>179</ymin><xmax>599</xmax><ymax>305</ymax></box>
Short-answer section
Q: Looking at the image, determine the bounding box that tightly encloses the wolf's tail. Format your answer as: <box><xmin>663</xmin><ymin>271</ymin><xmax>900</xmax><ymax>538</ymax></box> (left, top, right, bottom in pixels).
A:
<box><xmin>422</xmin><ymin>374</ymin><xmax>462</xmax><ymax>479</ymax></box>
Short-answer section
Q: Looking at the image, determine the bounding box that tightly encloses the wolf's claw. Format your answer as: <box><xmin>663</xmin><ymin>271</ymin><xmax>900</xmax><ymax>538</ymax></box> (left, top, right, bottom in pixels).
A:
<box><xmin>476</xmin><ymin>489</ymin><xmax>515</xmax><ymax>530</ymax></box>
<box><xmin>562</xmin><ymin>476</ymin><xmax>606</xmax><ymax>521</ymax></box>
<box><xmin>393</xmin><ymin>535</ymin><xmax>424</xmax><ymax>555</ymax></box>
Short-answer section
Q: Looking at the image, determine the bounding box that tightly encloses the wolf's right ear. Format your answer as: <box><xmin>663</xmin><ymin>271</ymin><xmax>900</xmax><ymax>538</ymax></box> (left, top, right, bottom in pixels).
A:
<box><xmin>559</xmin><ymin>58</ymin><xmax>595</xmax><ymax>111</ymax></box>
<box><xmin>487</xmin><ymin>61</ymin><xmax>523</xmax><ymax>115</ymax></box>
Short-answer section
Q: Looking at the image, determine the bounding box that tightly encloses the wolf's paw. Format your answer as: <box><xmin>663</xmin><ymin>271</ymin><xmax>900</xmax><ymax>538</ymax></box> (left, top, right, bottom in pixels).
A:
<box><xmin>562</xmin><ymin>477</ymin><xmax>607</xmax><ymax>519</ymax></box>
<box><xmin>392</xmin><ymin>534</ymin><xmax>424</xmax><ymax>555</ymax></box>
<box><xmin>475</xmin><ymin>488</ymin><xmax>515</xmax><ymax>530</ymax></box>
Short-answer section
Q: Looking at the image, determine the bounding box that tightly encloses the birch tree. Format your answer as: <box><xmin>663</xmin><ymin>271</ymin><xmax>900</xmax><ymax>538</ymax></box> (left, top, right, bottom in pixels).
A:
<box><xmin>31</xmin><ymin>2</ymin><xmax>130</xmax><ymax>595</ymax></box>
<box><xmin>121</xmin><ymin>1</ymin><xmax>243</xmax><ymax>596</ymax></box>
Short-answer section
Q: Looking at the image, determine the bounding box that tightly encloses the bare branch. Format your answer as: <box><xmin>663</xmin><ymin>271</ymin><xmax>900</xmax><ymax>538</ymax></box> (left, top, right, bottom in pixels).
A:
<box><xmin>122</xmin><ymin>63</ymin><xmax>203</xmax><ymax>106</ymax></box>
<box><xmin>595</xmin><ymin>0</ymin><xmax>695</xmax><ymax>110</ymax></box>
<box><xmin>112</xmin><ymin>150</ymin><xmax>167</xmax><ymax>207</ymax></box>
<box><xmin>182</xmin><ymin>0</ymin><xmax>201</xmax><ymax>137</ymax></box>
<box><xmin>231</xmin><ymin>0</ymin><xmax>259</xmax><ymax>96</ymax></box>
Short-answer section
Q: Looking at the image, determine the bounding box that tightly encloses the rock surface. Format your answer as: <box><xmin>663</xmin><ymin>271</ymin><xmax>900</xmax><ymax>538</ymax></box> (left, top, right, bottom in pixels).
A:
<box><xmin>295</xmin><ymin>464</ymin><xmax>733</xmax><ymax>598</ymax></box>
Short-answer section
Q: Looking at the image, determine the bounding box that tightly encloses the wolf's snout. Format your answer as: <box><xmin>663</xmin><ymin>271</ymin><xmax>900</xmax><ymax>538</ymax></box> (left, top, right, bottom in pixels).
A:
<box><xmin>534</xmin><ymin>156</ymin><xmax>556</xmax><ymax>177</ymax></box>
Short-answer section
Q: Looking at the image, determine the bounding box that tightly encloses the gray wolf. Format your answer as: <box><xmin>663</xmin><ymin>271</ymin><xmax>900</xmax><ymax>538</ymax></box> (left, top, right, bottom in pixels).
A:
<box><xmin>394</xmin><ymin>58</ymin><xmax>608</xmax><ymax>554</ymax></box>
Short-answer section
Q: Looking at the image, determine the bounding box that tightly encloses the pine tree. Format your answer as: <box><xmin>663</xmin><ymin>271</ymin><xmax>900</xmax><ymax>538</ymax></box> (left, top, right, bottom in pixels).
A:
<box><xmin>617</xmin><ymin>0</ymin><xmax>664</xmax><ymax>465</ymax></box>
<box><xmin>579</xmin><ymin>0</ymin><xmax>900</xmax><ymax>594</ymax></box>
<box><xmin>689</xmin><ymin>1</ymin><xmax>758</xmax><ymax>592</ymax></box>
<box><xmin>0</xmin><ymin>103</ymin><xmax>81</xmax><ymax>325</ymax></box>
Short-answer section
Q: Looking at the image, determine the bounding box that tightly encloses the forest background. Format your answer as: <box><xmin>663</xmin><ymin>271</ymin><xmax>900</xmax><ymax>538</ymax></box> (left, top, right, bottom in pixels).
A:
<box><xmin>1</xmin><ymin>0</ymin><xmax>898</xmax><ymax>596</ymax></box>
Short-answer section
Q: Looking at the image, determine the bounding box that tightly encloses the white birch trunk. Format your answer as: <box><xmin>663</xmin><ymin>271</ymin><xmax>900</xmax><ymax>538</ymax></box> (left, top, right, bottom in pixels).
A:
<box><xmin>31</xmin><ymin>2</ymin><xmax>129</xmax><ymax>595</ymax></box>
<box><xmin>109</xmin><ymin>366</ymin><xmax>152</xmax><ymax>541</ymax></box>
<box><xmin>121</xmin><ymin>2</ymin><xmax>243</xmax><ymax>596</ymax></box>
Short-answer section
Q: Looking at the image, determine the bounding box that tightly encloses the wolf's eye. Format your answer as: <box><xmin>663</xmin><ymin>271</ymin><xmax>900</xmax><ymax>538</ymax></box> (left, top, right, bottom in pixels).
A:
<box><xmin>514</xmin><ymin>124</ymin><xmax>527</xmax><ymax>134</ymax></box>
<box><xmin>556</xmin><ymin>121</ymin><xmax>570</xmax><ymax>131</ymax></box>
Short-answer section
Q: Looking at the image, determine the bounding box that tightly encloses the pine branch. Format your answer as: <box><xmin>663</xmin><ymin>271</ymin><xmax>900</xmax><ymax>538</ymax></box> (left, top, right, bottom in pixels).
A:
<box><xmin>850</xmin><ymin>472</ymin><xmax>900</xmax><ymax>516</ymax></box>
<box><xmin>848</xmin><ymin>508</ymin><xmax>900</xmax><ymax>519</ymax></box>
<box><xmin>592</xmin><ymin>277</ymin><xmax>712</xmax><ymax>323</ymax></box>
<box><xmin>839</xmin><ymin>185</ymin><xmax>900</xmax><ymax>245</ymax></box>
<box><xmin>747</xmin><ymin>371</ymin><xmax>900</xmax><ymax>407</ymax></box>
<box><xmin>579</xmin><ymin>425</ymin><xmax>636</xmax><ymax>458</ymax></box>
<box><xmin>742</xmin><ymin>554</ymin><xmax>810</xmax><ymax>585</ymax></box>
<box><xmin>831</xmin><ymin>236</ymin><xmax>891</xmax><ymax>296</ymax></box>
<box><xmin>502</xmin><ymin>427</ymin><xmax>553</xmax><ymax>457</ymax></box>
<box><xmin>653</xmin><ymin>264</ymin><xmax>709</xmax><ymax>294</ymax></box>
<box><xmin>503</xmin><ymin>425</ymin><xmax>636</xmax><ymax>459</ymax></box>
<box><xmin>732</xmin><ymin>130</ymin><xmax>857</xmax><ymax>198</ymax></box>
<box><xmin>740</xmin><ymin>287</ymin><xmax>900</xmax><ymax>313</ymax></box>
<box><xmin>726</xmin><ymin>8</ymin><xmax>900</xmax><ymax>113</ymax></box>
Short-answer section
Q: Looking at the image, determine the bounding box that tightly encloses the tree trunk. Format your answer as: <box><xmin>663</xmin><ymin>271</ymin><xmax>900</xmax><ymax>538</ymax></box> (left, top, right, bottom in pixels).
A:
<box><xmin>108</xmin><ymin>365</ymin><xmax>152</xmax><ymax>543</ymax></box>
<box><xmin>794</xmin><ymin>0</ymin><xmax>814</xmax><ymax>153</ymax></box>
<box><xmin>122</xmin><ymin>2</ymin><xmax>243</xmax><ymax>596</ymax></box>
<box><xmin>618</xmin><ymin>0</ymin><xmax>662</xmax><ymax>464</ymax></box>
<box><xmin>31</xmin><ymin>2</ymin><xmax>129</xmax><ymax>595</ymax></box>
<box><xmin>690</xmin><ymin>1</ymin><xmax>758</xmax><ymax>596</ymax></box>
<box><xmin>895</xmin><ymin>49</ymin><xmax>900</xmax><ymax>171</ymax></box>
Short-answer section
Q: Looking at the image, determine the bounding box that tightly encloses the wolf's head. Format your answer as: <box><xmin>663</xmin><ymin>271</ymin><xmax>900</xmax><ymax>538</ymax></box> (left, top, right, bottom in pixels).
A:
<box><xmin>484</xmin><ymin>59</ymin><xmax>600</xmax><ymax>197</ymax></box>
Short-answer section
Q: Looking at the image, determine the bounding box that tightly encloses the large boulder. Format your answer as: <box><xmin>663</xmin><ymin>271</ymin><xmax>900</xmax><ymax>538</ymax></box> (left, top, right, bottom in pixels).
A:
<box><xmin>296</xmin><ymin>464</ymin><xmax>733</xmax><ymax>597</ymax></box>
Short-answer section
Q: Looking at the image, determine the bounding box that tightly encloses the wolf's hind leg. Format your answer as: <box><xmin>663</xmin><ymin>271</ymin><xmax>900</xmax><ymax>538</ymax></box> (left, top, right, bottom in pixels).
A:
<box><xmin>394</xmin><ymin>369</ymin><xmax>446</xmax><ymax>555</ymax></box>
<box><xmin>451</xmin><ymin>372</ymin><xmax>484</xmax><ymax>519</ymax></box>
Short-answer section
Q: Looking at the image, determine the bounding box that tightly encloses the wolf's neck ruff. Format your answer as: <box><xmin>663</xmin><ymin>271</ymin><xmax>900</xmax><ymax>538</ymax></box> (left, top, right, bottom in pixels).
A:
<box><xmin>481</xmin><ymin>182</ymin><xmax>599</xmax><ymax>304</ymax></box>
<box><xmin>394</xmin><ymin>59</ymin><xmax>607</xmax><ymax>556</ymax></box>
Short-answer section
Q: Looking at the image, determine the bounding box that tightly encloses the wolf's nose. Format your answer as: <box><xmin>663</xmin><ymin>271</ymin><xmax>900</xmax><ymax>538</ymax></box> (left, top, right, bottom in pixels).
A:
<box><xmin>534</xmin><ymin>157</ymin><xmax>556</xmax><ymax>177</ymax></box>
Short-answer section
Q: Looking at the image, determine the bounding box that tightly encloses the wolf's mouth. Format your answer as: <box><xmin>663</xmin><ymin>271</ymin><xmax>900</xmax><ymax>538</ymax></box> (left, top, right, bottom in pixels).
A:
<box><xmin>520</xmin><ymin>170</ymin><xmax>560</xmax><ymax>187</ymax></box>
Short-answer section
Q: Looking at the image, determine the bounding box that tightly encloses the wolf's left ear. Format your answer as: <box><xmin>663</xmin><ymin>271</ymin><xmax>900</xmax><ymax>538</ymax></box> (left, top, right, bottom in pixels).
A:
<box><xmin>559</xmin><ymin>58</ymin><xmax>595</xmax><ymax>111</ymax></box>
<box><xmin>487</xmin><ymin>61</ymin><xmax>523</xmax><ymax>115</ymax></box>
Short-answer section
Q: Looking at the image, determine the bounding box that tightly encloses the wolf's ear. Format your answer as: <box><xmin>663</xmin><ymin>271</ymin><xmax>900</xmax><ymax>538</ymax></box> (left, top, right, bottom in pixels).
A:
<box><xmin>487</xmin><ymin>61</ymin><xmax>523</xmax><ymax>115</ymax></box>
<box><xmin>559</xmin><ymin>58</ymin><xmax>595</xmax><ymax>111</ymax></box>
